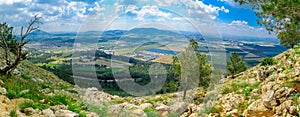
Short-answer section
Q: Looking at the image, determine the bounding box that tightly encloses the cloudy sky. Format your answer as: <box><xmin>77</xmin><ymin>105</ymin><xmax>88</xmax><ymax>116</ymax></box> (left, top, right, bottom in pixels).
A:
<box><xmin>0</xmin><ymin>0</ymin><xmax>276</xmax><ymax>38</ymax></box>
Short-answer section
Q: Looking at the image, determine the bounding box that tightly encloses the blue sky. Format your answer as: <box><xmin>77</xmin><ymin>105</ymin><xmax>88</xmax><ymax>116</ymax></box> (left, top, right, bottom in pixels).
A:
<box><xmin>0</xmin><ymin>0</ymin><xmax>276</xmax><ymax>38</ymax></box>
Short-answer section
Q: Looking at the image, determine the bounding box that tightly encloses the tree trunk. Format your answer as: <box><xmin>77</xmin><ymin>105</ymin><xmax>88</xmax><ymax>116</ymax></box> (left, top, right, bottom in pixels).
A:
<box><xmin>183</xmin><ymin>88</ymin><xmax>187</xmax><ymax>100</ymax></box>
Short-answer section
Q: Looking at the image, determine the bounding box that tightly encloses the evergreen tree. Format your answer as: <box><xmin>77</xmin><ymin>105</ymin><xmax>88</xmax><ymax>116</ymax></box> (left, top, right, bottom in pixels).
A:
<box><xmin>234</xmin><ymin>0</ymin><xmax>300</xmax><ymax>48</ymax></box>
<box><xmin>227</xmin><ymin>53</ymin><xmax>247</xmax><ymax>78</ymax></box>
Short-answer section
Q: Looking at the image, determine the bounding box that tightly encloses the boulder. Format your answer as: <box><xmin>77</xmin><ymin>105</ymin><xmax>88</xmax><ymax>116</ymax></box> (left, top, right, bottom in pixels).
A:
<box><xmin>42</xmin><ymin>109</ymin><xmax>55</xmax><ymax>117</ymax></box>
<box><xmin>131</xmin><ymin>109</ymin><xmax>147</xmax><ymax>117</ymax></box>
<box><xmin>261</xmin><ymin>82</ymin><xmax>276</xmax><ymax>94</ymax></box>
<box><xmin>275</xmin><ymin>100</ymin><xmax>298</xmax><ymax>116</ymax></box>
<box><xmin>261</xmin><ymin>90</ymin><xmax>277</xmax><ymax>109</ymax></box>
<box><xmin>55</xmin><ymin>110</ymin><xmax>79</xmax><ymax>117</ymax></box>
<box><xmin>226</xmin><ymin>109</ymin><xmax>238</xmax><ymax>117</ymax></box>
<box><xmin>155</xmin><ymin>104</ymin><xmax>169</xmax><ymax>117</ymax></box>
<box><xmin>13</xmin><ymin>69</ymin><xmax>21</xmax><ymax>76</ymax></box>
<box><xmin>169</xmin><ymin>102</ymin><xmax>188</xmax><ymax>114</ymax></box>
<box><xmin>220</xmin><ymin>93</ymin><xmax>244</xmax><ymax>112</ymax></box>
<box><xmin>139</xmin><ymin>103</ymin><xmax>153</xmax><ymax>110</ymax></box>
<box><xmin>274</xmin><ymin>87</ymin><xmax>294</xmax><ymax>103</ymax></box>
<box><xmin>243</xmin><ymin>99</ymin><xmax>274</xmax><ymax>117</ymax></box>
<box><xmin>23</xmin><ymin>107</ymin><xmax>39</xmax><ymax>115</ymax></box>
<box><xmin>189</xmin><ymin>113</ymin><xmax>199</xmax><ymax>117</ymax></box>
<box><xmin>50</xmin><ymin>105</ymin><xmax>68</xmax><ymax>111</ymax></box>
<box><xmin>86</xmin><ymin>112</ymin><xmax>99</xmax><ymax>117</ymax></box>
<box><xmin>0</xmin><ymin>87</ymin><xmax>7</xmax><ymax>95</ymax></box>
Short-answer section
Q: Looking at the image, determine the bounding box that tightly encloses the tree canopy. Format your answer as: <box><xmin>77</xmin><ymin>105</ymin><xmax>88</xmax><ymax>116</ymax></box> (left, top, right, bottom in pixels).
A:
<box><xmin>234</xmin><ymin>0</ymin><xmax>300</xmax><ymax>48</ymax></box>
<box><xmin>227</xmin><ymin>52</ymin><xmax>247</xmax><ymax>78</ymax></box>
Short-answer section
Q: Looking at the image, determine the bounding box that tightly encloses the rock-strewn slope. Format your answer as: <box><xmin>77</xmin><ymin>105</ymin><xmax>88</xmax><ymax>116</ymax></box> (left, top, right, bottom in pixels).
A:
<box><xmin>1</xmin><ymin>46</ymin><xmax>300</xmax><ymax>117</ymax></box>
<box><xmin>212</xmin><ymin>46</ymin><xmax>300</xmax><ymax>117</ymax></box>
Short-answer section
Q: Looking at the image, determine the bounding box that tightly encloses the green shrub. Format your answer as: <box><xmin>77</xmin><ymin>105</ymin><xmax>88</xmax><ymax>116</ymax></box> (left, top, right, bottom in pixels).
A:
<box><xmin>47</xmin><ymin>94</ymin><xmax>70</xmax><ymax>106</ymax></box>
<box><xmin>208</xmin><ymin>106</ymin><xmax>220</xmax><ymax>113</ymax></box>
<box><xmin>9</xmin><ymin>110</ymin><xmax>17</xmax><ymax>117</ymax></box>
<box><xmin>144</xmin><ymin>108</ymin><xmax>159</xmax><ymax>117</ymax></box>
<box><xmin>21</xmin><ymin>73</ymin><xmax>32</xmax><ymax>80</ymax></box>
<box><xmin>20</xmin><ymin>101</ymin><xmax>47</xmax><ymax>110</ymax></box>
<box><xmin>260</xmin><ymin>57</ymin><xmax>275</xmax><ymax>66</ymax></box>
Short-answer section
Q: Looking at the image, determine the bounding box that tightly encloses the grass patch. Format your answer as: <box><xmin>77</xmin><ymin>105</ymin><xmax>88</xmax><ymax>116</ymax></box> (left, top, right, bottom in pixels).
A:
<box><xmin>20</xmin><ymin>101</ymin><xmax>47</xmax><ymax>110</ymax></box>
<box><xmin>21</xmin><ymin>73</ymin><xmax>32</xmax><ymax>80</ymax></box>
<box><xmin>221</xmin><ymin>79</ymin><xmax>261</xmax><ymax>96</ymax></box>
<box><xmin>9</xmin><ymin>110</ymin><xmax>17</xmax><ymax>117</ymax></box>
<box><xmin>144</xmin><ymin>108</ymin><xmax>159</xmax><ymax>117</ymax></box>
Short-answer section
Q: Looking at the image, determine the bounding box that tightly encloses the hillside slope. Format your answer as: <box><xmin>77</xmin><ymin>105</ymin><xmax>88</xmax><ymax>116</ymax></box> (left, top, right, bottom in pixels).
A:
<box><xmin>0</xmin><ymin>50</ymin><xmax>99</xmax><ymax>116</ymax></box>
<box><xmin>212</xmin><ymin>45</ymin><xmax>300</xmax><ymax>117</ymax></box>
<box><xmin>1</xmin><ymin>45</ymin><xmax>300</xmax><ymax>117</ymax></box>
<box><xmin>73</xmin><ymin>45</ymin><xmax>300</xmax><ymax>117</ymax></box>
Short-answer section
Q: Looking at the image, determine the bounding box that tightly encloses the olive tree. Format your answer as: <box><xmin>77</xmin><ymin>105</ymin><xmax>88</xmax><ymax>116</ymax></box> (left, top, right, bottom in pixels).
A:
<box><xmin>0</xmin><ymin>15</ymin><xmax>41</xmax><ymax>75</ymax></box>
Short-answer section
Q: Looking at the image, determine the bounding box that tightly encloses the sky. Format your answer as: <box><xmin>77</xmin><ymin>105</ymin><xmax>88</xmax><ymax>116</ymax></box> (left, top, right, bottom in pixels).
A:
<box><xmin>0</xmin><ymin>0</ymin><xmax>277</xmax><ymax>38</ymax></box>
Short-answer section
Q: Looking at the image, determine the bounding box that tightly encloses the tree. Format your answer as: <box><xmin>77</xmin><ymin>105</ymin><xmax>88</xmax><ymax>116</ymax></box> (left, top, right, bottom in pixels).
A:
<box><xmin>178</xmin><ymin>46</ymin><xmax>199</xmax><ymax>100</ymax></box>
<box><xmin>227</xmin><ymin>53</ymin><xmax>247</xmax><ymax>78</ymax></box>
<box><xmin>172</xmin><ymin>39</ymin><xmax>212</xmax><ymax>100</ymax></box>
<box><xmin>0</xmin><ymin>15</ymin><xmax>42</xmax><ymax>75</ymax></box>
<box><xmin>234</xmin><ymin>0</ymin><xmax>300</xmax><ymax>48</ymax></box>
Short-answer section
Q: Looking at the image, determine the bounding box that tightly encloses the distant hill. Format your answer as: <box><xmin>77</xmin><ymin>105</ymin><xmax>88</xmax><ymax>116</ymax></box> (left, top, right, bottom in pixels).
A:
<box><xmin>127</xmin><ymin>28</ymin><xmax>183</xmax><ymax>36</ymax></box>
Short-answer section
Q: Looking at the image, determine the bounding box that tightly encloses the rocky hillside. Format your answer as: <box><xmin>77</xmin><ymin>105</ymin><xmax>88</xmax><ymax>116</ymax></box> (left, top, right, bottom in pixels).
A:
<box><xmin>211</xmin><ymin>45</ymin><xmax>300</xmax><ymax>117</ymax></box>
<box><xmin>0</xmin><ymin>51</ymin><xmax>99</xmax><ymax>116</ymax></box>
<box><xmin>1</xmin><ymin>45</ymin><xmax>300</xmax><ymax>117</ymax></box>
<box><xmin>75</xmin><ymin>45</ymin><xmax>300</xmax><ymax>117</ymax></box>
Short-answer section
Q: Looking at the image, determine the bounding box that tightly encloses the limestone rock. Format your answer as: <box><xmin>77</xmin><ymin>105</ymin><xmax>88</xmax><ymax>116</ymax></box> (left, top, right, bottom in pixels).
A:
<box><xmin>50</xmin><ymin>105</ymin><xmax>68</xmax><ymax>111</ymax></box>
<box><xmin>274</xmin><ymin>87</ymin><xmax>294</xmax><ymax>103</ymax></box>
<box><xmin>275</xmin><ymin>100</ymin><xmax>298</xmax><ymax>116</ymax></box>
<box><xmin>169</xmin><ymin>102</ymin><xmax>188</xmax><ymax>114</ymax></box>
<box><xmin>132</xmin><ymin>109</ymin><xmax>147</xmax><ymax>117</ymax></box>
<box><xmin>23</xmin><ymin>107</ymin><xmax>39</xmax><ymax>115</ymax></box>
<box><xmin>261</xmin><ymin>82</ymin><xmax>276</xmax><ymax>94</ymax></box>
<box><xmin>189</xmin><ymin>113</ymin><xmax>199</xmax><ymax>117</ymax></box>
<box><xmin>139</xmin><ymin>103</ymin><xmax>153</xmax><ymax>110</ymax></box>
<box><xmin>42</xmin><ymin>108</ymin><xmax>55</xmax><ymax>117</ymax></box>
<box><xmin>226</xmin><ymin>109</ymin><xmax>238</xmax><ymax>117</ymax></box>
<box><xmin>220</xmin><ymin>93</ymin><xmax>244</xmax><ymax>112</ymax></box>
<box><xmin>243</xmin><ymin>99</ymin><xmax>274</xmax><ymax>117</ymax></box>
<box><xmin>86</xmin><ymin>112</ymin><xmax>99</xmax><ymax>117</ymax></box>
<box><xmin>55</xmin><ymin>110</ymin><xmax>79</xmax><ymax>117</ymax></box>
<box><xmin>0</xmin><ymin>87</ymin><xmax>7</xmax><ymax>95</ymax></box>
<box><xmin>261</xmin><ymin>90</ymin><xmax>277</xmax><ymax>109</ymax></box>
<box><xmin>155</xmin><ymin>104</ymin><xmax>169</xmax><ymax>117</ymax></box>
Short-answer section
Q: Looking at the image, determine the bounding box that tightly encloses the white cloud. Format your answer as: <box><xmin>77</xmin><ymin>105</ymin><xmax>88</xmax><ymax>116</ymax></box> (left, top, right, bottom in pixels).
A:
<box><xmin>131</xmin><ymin>5</ymin><xmax>172</xmax><ymax>21</ymax></box>
<box><xmin>219</xmin><ymin>0</ymin><xmax>252</xmax><ymax>9</ymax></box>
<box><xmin>180</xmin><ymin>0</ymin><xmax>230</xmax><ymax>19</ymax></box>
<box><xmin>218</xmin><ymin>20</ymin><xmax>275</xmax><ymax>38</ymax></box>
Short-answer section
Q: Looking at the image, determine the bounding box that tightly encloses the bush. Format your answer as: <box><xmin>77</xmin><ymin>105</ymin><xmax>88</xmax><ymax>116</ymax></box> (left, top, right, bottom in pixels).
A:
<box><xmin>20</xmin><ymin>101</ymin><xmax>47</xmax><ymax>110</ymax></box>
<box><xmin>21</xmin><ymin>73</ymin><xmax>32</xmax><ymax>80</ymax></box>
<box><xmin>9</xmin><ymin>110</ymin><xmax>17</xmax><ymax>117</ymax></box>
<box><xmin>260</xmin><ymin>57</ymin><xmax>275</xmax><ymax>66</ymax></box>
<box><xmin>144</xmin><ymin>108</ymin><xmax>159</xmax><ymax>117</ymax></box>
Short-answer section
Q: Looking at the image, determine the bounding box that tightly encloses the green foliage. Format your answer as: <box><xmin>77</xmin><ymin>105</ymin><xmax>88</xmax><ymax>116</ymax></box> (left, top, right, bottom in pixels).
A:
<box><xmin>260</xmin><ymin>57</ymin><xmax>275</xmax><ymax>66</ymax></box>
<box><xmin>227</xmin><ymin>53</ymin><xmax>247</xmax><ymax>78</ymax></box>
<box><xmin>20</xmin><ymin>101</ymin><xmax>47</xmax><ymax>110</ymax></box>
<box><xmin>221</xmin><ymin>79</ymin><xmax>260</xmax><ymax>95</ymax></box>
<box><xmin>234</xmin><ymin>0</ymin><xmax>300</xmax><ymax>48</ymax></box>
<box><xmin>144</xmin><ymin>108</ymin><xmax>159</xmax><ymax>117</ymax></box>
<box><xmin>207</xmin><ymin>106</ymin><xmax>220</xmax><ymax>113</ymax></box>
<box><xmin>9</xmin><ymin>110</ymin><xmax>17</xmax><ymax>117</ymax></box>
<box><xmin>172</xmin><ymin>39</ymin><xmax>212</xmax><ymax>88</ymax></box>
<box><xmin>21</xmin><ymin>73</ymin><xmax>32</xmax><ymax>80</ymax></box>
